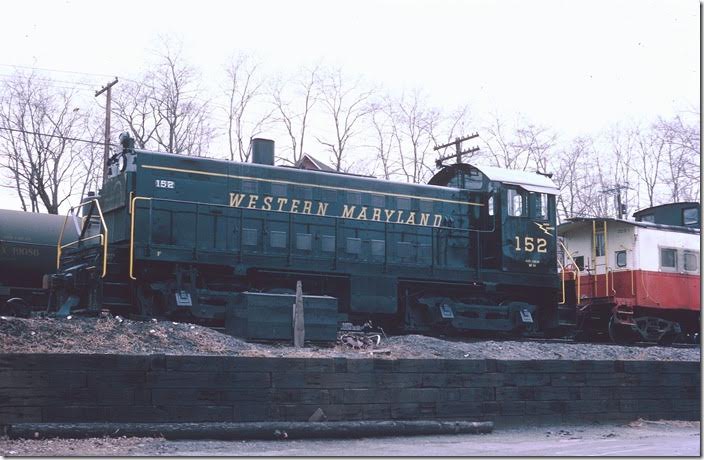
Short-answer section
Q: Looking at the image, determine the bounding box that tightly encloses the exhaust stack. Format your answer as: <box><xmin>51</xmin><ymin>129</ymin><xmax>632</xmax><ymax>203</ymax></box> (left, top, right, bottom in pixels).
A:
<box><xmin>251</xmin><ymin>138</ymin><xmax>275</xmax><ymax>166</ymax></box>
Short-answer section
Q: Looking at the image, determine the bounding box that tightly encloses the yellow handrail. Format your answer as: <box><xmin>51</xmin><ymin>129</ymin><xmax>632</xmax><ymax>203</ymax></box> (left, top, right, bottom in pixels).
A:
<box><xmin>559</xmin><ymin>240</ymin><xmax>581</xmax><ymax>303</ymax></box>
<box><xmin>607</xmin><ymin>267</ymin><xmax>616</xmax><ymax>296</ymax></box>
<box><xmin>56</xmin><ymin>199</ymin><xmax>109</xmax><ymax>278</ymax></box>
<box><xmin>60</xmin><ymin>234</ymin><xmax>103</xmax><ymax>250</ymax></box>
<box><xmin>56</xmin><ymin>214</ymin><xmax>70</xmax><ymax>270</ymax></box>
<box><xmin>557</xmin><ymin>259</ymin><xmax>566</xmax><ymax>304</ymax></box>
<box><xmin>129</xmin><ymin>196</ymin><xmax>152</xmax><ymax>280</ymax></box>
<box><xmin>603</xmin><ymin>221</ymin><xmax>608</xmax><ymax>296</ymax></box>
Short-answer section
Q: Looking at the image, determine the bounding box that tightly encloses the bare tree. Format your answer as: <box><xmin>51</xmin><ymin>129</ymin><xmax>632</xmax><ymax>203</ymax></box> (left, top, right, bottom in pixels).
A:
<box><xmin>223</xmin><ymin>54</ymin><xmax>272</xmax><ymax>162</ymax></box>
<box><xmin>655</xmin><ymin>115</ymin><xmax>700</xmax><ymax>202</ymax></box>
<box><xmin>270</xmin><ymin>65</ymin><xmax>320</xmax><ymax>165</ymax></box>
<box><xmin>633</xmin><ymin>124</ymin><xmax>666</xmax><ymax>207</ymax></box>
<box><xmin>111</xmin><ymin>78</ymin><xmax>161</xmax><ymax>149</ymax></box>
<box><xmin>389</xmin><ymin>89</ymin><xmax>440</xmax><ymax>183</ymax></box>
<box><xmin>480</xmin><ymin>113</ymin><xmax>531</xmax><ymax>171</ymax></box>
<box><xmin>513</xmin><ymin>123</ymin><xmax>557</xmax><ymax>174</ymax></box>
<box><xmin>553</xmin><ymin>136</ymin><xmax>593</xmax><ymax>222</ymax></box>
<box><xmin>367</xmin><ymin>98</ymin><xmax>397</xmax><ymax>180</ymax></box>
<box><xmin>314</xmin><ymin>67</ymin><xmax>373</xmax><ymax>171</ymax></box>
<box><xmin>0</xmin><ymin>72</ymin><xmax>99</xmax><ymax>214</ymax></box>
<box><xmin>112</xmin><ymin>39</ymin><xmax>214</xmax><ymax>156</ymax></box>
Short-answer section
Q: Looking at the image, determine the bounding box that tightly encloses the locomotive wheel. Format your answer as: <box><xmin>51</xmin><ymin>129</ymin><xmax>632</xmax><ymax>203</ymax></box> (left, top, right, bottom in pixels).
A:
<box><xmin>608</xmin><ymin>316</ymin><xmax>637</xmax><ymax>345</ymax></box>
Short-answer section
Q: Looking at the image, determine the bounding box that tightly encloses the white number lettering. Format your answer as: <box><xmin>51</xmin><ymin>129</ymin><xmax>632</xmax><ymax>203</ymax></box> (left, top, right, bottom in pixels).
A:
<box><xmin>155</xmin><ymin>179</ymin><xmax>175</xmax><ymax>189</ymax></box>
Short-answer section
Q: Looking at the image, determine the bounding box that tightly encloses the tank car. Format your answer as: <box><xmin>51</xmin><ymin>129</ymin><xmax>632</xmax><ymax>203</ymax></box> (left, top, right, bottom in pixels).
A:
<box><xmin>0</xmin><ymin>209</ymin><xmax>78</xmax><ymax>313</ymax></box>
<box><xmin>558</xmin><ymin>202</ymin><xmax>701</xmax><ymax>344</ymax></box>
<box><xmin>49</xmin><ymin>133</ymin><xmax>562</xmax><ymax>336</ymax></box>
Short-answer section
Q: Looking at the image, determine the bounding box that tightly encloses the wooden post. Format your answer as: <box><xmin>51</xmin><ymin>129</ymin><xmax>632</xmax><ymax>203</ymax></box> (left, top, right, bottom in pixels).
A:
<box><xmin>293</xmin><ymin>280</ymin><xmax>305</xmax><ymax>347</ymax></box>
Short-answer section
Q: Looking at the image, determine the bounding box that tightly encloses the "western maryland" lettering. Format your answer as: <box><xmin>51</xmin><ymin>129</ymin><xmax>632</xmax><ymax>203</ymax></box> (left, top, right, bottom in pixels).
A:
<box><xmin>229</xmin><ymin>193</ymin><xmax>444</xmax><ymax>228</ymax></box>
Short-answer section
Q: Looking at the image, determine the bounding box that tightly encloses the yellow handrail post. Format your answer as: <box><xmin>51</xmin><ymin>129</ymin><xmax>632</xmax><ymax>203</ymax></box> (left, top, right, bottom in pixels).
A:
<box><xmin>603</xmin><ymin>221</ymin><xmax>608</xmax><ymax>296</ymax></box>
<box><xmin>92</xmin><ymin>199</ymin><xmax>109</xmax><ymax>278</ymax></box>
<box><xmin>56</xmin><ymin>213</ymin><xmax>71</xmax><ymax>270</ymax></box>
<box><xmin>557</xmin><ymin>259</ymin><xmax>566</xmax><ymax>304</ymax></box>
<box><xmin>559</xmin><ymin>240</ymin><xmax>581</xmax><ymax>304</ymax></box>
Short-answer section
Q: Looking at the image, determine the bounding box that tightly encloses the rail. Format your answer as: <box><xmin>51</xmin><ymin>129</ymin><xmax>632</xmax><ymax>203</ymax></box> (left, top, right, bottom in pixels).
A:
<box><xmin>56</xmin><ymin>199</ymin><xmax>109</xmax><ymax>278</ymax></box>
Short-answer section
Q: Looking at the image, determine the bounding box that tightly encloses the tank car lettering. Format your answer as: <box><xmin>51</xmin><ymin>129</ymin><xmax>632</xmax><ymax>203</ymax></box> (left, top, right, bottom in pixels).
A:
<box><xmin>276</xmin><ymin>197</ymin><xmax>288</xmax><ymax>211</ymax></box>
<box><xmin>357</xmin><ymin>206</ymin><xmax>368</xmax><ymax>220</ymax></box>
<box><xmin>433</xmin><ymin>215</ymin><xmax>443</xmax><ymax>227</ymax></box>
<box><xmin>406</xmin><ymin>212</ymin><xmax>417</xmax><ymax>225</ymax></box>
<box><xmin>302</xmin><ymin>200</ymin><xmax>313</xmax><ymax>214</ymax></box>
<box><xmin>229</xmin><ymin>193</ymin><xmax>246</xmax><ymax>207</ymax></box>
<box><xmin>290</xmin><ymin>199</ymin><xmax>300</xmax><ymax>213</ymax></box>
<box><xmin>316</xmin><ymin>202</ymin><xmax>329</xmax><ymax>216</ymax></box>
<box><xmin>341</xmin><ymin>205</ymin><xmax>357</xmax><ymax>219</ymax></box>
<box><xmin>384</xmin><ymin>209</ymin><xmax>396</xmax><ymax>222</ymax></box>
<box><xmin>396</xmin><ymin>210</ymin><xmax>405</xmax><ymax>223</ymax></box>
<box><xmin>12</xmin><ymin>247</ymin><xmax>39</xmax><ymax>257</ymax></box>
<box><xmin>372</xmin><ymin>208</ymin><xmax>382</xmax><ymax>221</ymax></box>
<box><xmin>420</xmin><ymin>213</ymin><xmax>430</xmax><ymax>226</ymax></box>
<box><xmin>247</xmin><ymin>195</ymin><xmax>259</xmax><ymax>208</ymax></box>
<box><xmin>262</xmin><ymin>196</ymin><xmax>273</xmax><ymax>210</ymax></box>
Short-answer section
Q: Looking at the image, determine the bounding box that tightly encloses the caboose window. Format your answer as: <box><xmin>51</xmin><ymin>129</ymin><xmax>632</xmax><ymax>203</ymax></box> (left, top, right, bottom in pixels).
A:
<box><xmin>507</xmin><ymin>189</ymin><xmax>524</xmax><ymax>217</ymax></box>
<box><xmin>683</xmin><ymin>251</ymin><xmax>698</xmax><ymax>272</ymax></box>
<box><xmin>595</xmin><ymin>230</ymin><xmax>605</xmax><ymax>257</ymax></box>
<box><xmin>683</xmin><ymin>207</ymin><xmax>699</xmax><ymax>226</ymax></box>
<box><xmin>615</xmin><ymin>250</ymin><xmax>627</xmax><ymax>267</ymax></box>
<box><xmin>660</xmin><ymin>247</ymin><xmax>677</xmax><ymax>270</ymax></box>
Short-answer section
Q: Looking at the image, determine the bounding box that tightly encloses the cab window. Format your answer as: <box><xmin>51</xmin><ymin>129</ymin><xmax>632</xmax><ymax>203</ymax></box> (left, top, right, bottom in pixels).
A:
<box><xmin>533</xmin><ymin>192</ymin><xmax>548</xmax><ymax>219</ymax></box>
<box><xmin>507</xmin><ymin>188</ymin><xmax>525</xmax><ymax>217</ymax></box>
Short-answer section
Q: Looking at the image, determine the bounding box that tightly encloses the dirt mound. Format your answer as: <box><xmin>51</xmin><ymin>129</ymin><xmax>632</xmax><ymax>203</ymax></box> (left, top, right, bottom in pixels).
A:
<box><xmin>0</xmin><ymin>314</ymin><xmax>699</xmax><ymax>361</ymax></box>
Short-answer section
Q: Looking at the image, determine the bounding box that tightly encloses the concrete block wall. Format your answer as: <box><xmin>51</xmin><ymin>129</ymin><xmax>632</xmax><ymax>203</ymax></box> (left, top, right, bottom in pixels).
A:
<box><xmin>0</xmin><ymin>354</ymin><xmax>699</xmax><ymax>427</ymax></box>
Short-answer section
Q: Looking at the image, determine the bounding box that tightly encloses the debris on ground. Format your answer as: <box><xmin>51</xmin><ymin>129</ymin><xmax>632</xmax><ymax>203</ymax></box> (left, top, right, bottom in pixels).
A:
<box><xmin>0</xmin><ymin>315</ymin><xmax>699</xmax><ymax>361</ymax></box>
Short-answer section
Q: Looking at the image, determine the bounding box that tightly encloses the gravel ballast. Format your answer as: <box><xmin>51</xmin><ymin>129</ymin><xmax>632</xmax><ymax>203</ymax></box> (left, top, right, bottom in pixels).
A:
<box><xmin>0</xmin><ymin>315</ymin><xmax>699</xmax><ymax>361</ymax></box>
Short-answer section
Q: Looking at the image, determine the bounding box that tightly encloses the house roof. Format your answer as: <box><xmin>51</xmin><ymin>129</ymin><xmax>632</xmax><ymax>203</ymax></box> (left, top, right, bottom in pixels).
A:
<box><xmin>296</xmin><ymin>154</ymin><xmax>335</xmax><ymax>172</ymax></box>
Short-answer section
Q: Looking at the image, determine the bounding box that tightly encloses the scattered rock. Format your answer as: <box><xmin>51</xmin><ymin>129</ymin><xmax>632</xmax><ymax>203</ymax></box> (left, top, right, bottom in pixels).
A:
<box><xmin>0</xmin><ymin>316</ymin><xmax>699</xmax><ymax>361</ymax></box>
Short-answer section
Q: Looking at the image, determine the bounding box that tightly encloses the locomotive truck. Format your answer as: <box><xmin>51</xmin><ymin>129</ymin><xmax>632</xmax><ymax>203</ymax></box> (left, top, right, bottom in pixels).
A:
<box><xmin>48</xmin><ymin>133</ymin><xmax>562</xmax><ymax>336</ymax></box>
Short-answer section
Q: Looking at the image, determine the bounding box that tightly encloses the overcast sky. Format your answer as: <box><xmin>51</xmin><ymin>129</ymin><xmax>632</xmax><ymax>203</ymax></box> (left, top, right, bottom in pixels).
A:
<box><xmin>0</xmin><ymin>0</ymin><xmax>699</xmax><ymax>210</ymax></box>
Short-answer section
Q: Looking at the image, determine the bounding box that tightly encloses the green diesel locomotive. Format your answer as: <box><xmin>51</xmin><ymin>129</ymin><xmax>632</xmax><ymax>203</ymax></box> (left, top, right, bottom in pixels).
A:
<box><xmin>49</xmin><ymin>133</ymin><xmax>560</xmax><ymax>336</ymax></box>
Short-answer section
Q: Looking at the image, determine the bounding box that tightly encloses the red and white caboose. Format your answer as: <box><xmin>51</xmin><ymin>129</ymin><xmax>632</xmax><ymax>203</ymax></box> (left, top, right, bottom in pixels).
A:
<box><xmin>558</xmin><ymin>202</ymin><xmax>700</xmax><ymax>344</ymax></box>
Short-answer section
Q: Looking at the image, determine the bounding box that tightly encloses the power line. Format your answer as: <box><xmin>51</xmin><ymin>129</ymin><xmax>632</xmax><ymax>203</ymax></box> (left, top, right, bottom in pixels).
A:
<box><xmin>0</xmin><ymin>127</ymin><xmax>117</xmax><ymax>146</ymax></box>
<box><xmin>0</xmin><ymin>73</ymin><xmax>96</xmax><ymax>87</ymax></box>
<box><xmin>0</xmin><ymin>63</ymin><xmax>118</xmax><ymax>79</ymax></box>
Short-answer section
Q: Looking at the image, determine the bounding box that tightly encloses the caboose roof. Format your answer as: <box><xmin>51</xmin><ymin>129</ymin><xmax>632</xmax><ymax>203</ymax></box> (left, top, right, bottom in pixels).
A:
<box><xmin>558</xmin><ymin>217</ymin><xmax>700</xmax><ymax>235</ymax></box>
<box><xmin>471</xmin><ymin>164</ymin><xmax>559</xmax><ymax>195</ymax></box>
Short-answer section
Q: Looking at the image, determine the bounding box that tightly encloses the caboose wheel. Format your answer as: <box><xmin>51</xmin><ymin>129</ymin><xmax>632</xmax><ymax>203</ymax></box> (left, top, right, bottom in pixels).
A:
<box><xmin>608</xmin><ymin>316</ymin><xmax>637</xmax><ymax>345</ymax></box>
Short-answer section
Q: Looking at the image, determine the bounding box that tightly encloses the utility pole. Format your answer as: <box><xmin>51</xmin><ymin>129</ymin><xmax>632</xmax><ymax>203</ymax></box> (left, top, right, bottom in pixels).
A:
<box><xmin>95</xmin><ymin>78</ymin><xmax>118</xmax><ymax>184</ymax></box>
<box><xmin>434</xmin><ymin>133</ymin><xmax>480</xmax><ymax>168</ymax></box>
<box><xmin>603</xmin><ymin>184</ymin><xmax>629</xmax><ymax>219</ymax></box>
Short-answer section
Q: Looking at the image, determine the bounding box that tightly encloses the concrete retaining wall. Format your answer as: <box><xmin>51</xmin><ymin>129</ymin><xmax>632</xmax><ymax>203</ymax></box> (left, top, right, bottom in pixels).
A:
<box><xmin>0</xmin><ymin>354</ymin><xmax>699</xmax><ymax>428</ymax></box>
